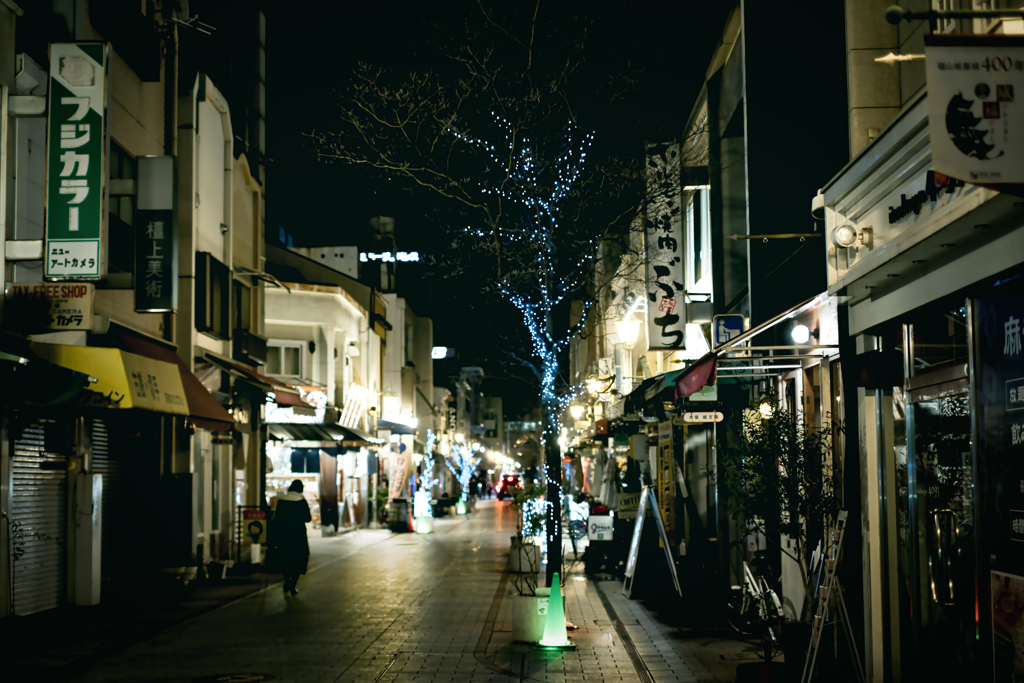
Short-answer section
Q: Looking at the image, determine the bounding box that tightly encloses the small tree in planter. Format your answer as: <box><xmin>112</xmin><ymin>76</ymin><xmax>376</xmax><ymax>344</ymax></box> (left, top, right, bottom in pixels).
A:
<box><xmin>508</xmin><ymin>482</ymin><xmax>551</xmax><ymax>643</ymax></box>
<box><xmin>718</xmin><ymin>394</ymin><xmax>837</xmax><ymax>656</ymax></box>
<box><xmin>509</xmin><ymin>483</ymin><xmax>546</xmax><ymax>593</ymax></box>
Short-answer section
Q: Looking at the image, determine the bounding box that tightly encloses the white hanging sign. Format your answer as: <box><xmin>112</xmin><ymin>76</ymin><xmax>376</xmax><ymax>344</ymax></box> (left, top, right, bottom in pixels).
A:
<box><xmin>644</xmin><ymin>143</ymin><xmax>686</xmax><ymax>350</ymax></box>
<box><xmin>925</xmin><ymin>34</ymin><xmax>1024</xmax><ymax>184</ymax></box>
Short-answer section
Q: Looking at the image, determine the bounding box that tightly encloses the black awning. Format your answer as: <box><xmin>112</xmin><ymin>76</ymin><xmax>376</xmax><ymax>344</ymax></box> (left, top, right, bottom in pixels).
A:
<box><xmin>267</xmin><ymin>423</ymin><xmax>335</xmax><ymax>444</ymax></box>
<box><xmin>624</xmin><ymin>376</ymin><xmax>660</xmax><ymax>414</ymax></box>
<box><xmin>376</xmin><ymin>419</ymin><xmax>415</xmax><ymax>435</ymax></box>
<box><xmin>340</xmin><ymin>424</ymin><xmax>382</xmax><ymax>443</ymax></box>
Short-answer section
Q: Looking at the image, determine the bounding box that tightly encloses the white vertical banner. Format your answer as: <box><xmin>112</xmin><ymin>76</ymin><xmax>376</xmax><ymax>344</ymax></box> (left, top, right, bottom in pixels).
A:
<box><xmin>644</xmin><ymin>143</ymin><xmax>686</xmax><ymax>350</ymax></box>
<box><xmin>925</xmin><ymin>34</ymin><xmax>1024</xmax><ymax>184</ymax></box>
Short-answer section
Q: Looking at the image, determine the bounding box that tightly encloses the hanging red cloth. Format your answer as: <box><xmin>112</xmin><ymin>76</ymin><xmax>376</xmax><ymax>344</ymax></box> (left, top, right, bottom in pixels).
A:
<box><xmin>673</xmin><ymin>353</ymin><xmax>718</xmax><ymax>400</ymax></box>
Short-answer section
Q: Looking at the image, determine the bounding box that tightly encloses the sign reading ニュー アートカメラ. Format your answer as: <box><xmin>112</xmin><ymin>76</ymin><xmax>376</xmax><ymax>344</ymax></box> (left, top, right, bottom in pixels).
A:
<box><xmin>925</xmin><ymin>34</ymin><xmax>1024</xmax><ymax>184</ymax></box>
<box><xmin>45</xmin><ymin>43</ymin><xmax>109</xmax><ymax>281</ymax></box>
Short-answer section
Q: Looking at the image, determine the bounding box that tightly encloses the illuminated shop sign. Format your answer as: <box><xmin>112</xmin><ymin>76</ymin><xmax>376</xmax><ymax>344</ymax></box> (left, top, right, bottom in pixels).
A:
<box><xmin>359</xmin><ymin>252</ymin><xmax>420</xmax><ymax>263</ymax></box>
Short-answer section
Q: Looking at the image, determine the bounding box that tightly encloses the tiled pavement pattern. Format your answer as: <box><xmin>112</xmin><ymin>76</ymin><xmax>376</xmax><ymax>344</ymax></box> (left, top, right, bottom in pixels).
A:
<box><xmin>50</xmin><ymin>500</ymin><xmax>758</xmax><ymax>682</ymax></box>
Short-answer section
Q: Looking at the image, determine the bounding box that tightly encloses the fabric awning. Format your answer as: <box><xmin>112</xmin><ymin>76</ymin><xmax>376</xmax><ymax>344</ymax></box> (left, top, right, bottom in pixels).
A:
<box><xmin>115</xmin><ymin>332</ymin><xmax>235</xmax><ymax>431</ymax></box>
<box><xmin>376</xmin><ymin>419</ymin><xmax>415</xmax><ymax>435</ymax></box>
<box><xmin>673</xmin><ymin>353</ymin><xmax>719</xmax><ymax>400</ymax></box>
<box><xmin>341</xmin><ymin>424</ymin><xmax>383</xmax><ymax>444</ymax></box>
<box><xmin>267</xmin><ymin>422</ymin><xmax>379</xmax><ymax>448</ymax></box>
<box><xmin>2</xmin><ymin>335</ymin><xmax>98</xmax><ymax>408</ymax></box>
<box><xmin>31</xmin><ymin>342</ymin><xmax>191</xmax><ymax>415</ymax></box>
<box><xmin>203</xmin><ymin>353</ymin><xmax>305</xmax><ymax>407</ymax></box>
<box><xmin>645</xmin><ymin>369</ymin><xmax>684</xmax><ymax>401</ymax></box>
<box><xmin>623</xmin><ymin>376</ymin><xmax>660</xmax><ymax>414</ymax></box>
<box><xmin>268</xmin><ymin>423</ymin><xmax>336</xmax><ymax>443</ymax></box>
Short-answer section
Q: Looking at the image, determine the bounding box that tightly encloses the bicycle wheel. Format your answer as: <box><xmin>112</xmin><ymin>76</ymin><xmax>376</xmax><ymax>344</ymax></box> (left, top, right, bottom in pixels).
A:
<box><xmin>566</xmin><ymin>519</ymin><xmax>587</xmax><ymax>540</ymax></box>
<box><xmin>725</xmin><ymin>586</ymin><xmax>759</xmax><ymax>636</ymax></box>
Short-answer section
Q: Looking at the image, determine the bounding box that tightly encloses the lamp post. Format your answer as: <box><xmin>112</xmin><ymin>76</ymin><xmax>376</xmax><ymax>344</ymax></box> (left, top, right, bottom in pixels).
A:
<box><xmin>616</xmin><ymin>318</ymin><xmax>641</xmax><ymax>395</ymax></box>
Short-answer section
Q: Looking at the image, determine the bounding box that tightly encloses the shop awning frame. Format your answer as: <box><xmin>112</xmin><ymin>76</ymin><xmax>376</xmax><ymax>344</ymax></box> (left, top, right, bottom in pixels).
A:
<box><xmin>115</xmin><ymin>332</ymin><xmax>236</xmax><ymax>431</ymax></box>
<box><xmin>203</xmin><ymin>352</ymin><xmax>305</xmax><ymax>407</ymax></box>
<box><xmin>267</xmin><ymin>422</ymin><xmax>380</xmax><ymax>449</ymax></box>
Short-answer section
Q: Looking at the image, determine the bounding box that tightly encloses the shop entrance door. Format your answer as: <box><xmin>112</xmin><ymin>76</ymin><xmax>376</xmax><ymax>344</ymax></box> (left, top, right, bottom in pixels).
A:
<box><xmin>897</xmin><ymin>375</ymin><xmax>978</xmax><ymax>679</ymax></box>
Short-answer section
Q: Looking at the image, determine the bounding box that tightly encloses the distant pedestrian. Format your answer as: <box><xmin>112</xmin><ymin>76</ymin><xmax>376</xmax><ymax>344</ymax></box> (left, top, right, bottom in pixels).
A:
<box><xmin>272</xmin><ymin>479</ymin><xmax>311</xmax><ymax>595</ymax></box>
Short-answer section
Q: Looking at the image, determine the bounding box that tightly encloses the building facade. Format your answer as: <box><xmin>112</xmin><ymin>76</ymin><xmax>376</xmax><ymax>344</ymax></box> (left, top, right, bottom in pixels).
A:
<box><xmin>0</xmin><ymin>1</ymin><xmax>274</xmax><ymax>617</ymax></box>
<box><xmin>821</xmin><ymin>3</ymin><xmax>1024</xmax><ymax>680</ymax></box>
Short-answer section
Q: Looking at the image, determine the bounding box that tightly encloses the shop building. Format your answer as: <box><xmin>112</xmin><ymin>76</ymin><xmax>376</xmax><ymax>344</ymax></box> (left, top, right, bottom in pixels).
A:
<box><xmin>568</xmin><ymin>0</ymin><xmax>848</xmax><ymax>622</ymax></box>
<box><xmin>0</xmin><ymin>2</ymin><xmax>272</xmax><ymax>616</ymax></box>
<box><xmin>820</xmin><ymin>6</ymin><xmax>1024</xmax><ymax>678</ymax></box>
<box><xmin>263</xmin><ymin>243</ymin><xmax>386</xmax><ymax>530</ymax></box>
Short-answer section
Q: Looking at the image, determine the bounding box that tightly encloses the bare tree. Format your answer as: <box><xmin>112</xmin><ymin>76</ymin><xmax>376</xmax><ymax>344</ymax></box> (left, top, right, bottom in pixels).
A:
<box><xmin>308</xmin><ymin>2</ymin><xmax>702</xmax><ymax>585</ymax></box>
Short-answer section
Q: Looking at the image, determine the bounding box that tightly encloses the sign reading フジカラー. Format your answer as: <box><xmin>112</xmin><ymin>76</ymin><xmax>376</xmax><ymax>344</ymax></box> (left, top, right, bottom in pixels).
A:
<box><xmin>45</xmin><ymin>43</ymin><xmax>109</xmax><ymax>280</ymax></box>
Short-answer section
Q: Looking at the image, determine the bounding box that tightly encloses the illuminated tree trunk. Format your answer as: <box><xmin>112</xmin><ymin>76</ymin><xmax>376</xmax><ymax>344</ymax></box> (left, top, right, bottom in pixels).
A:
<box><xmin>542</xmin><ymin>396</ymin><xmax>562</xmax><ymax>587</ymax></box>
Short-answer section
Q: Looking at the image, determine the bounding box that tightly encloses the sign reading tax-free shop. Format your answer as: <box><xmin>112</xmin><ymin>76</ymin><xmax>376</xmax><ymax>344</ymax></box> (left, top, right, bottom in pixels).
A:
<box><xmin>45</xmin><ymin>43</ymin><xmax>109</xmax><ymax>280</ymax></box>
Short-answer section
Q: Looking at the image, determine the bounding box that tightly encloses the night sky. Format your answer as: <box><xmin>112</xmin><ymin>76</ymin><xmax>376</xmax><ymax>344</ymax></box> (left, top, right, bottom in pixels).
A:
<box><xmin>265</xmin><ymin>1</ymin><xmax>731</xmax><ymax>416</ymax></box>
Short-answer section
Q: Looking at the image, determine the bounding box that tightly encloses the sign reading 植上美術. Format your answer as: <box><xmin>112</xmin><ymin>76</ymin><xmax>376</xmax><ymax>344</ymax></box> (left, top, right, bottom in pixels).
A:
<box><xmin>924</xmin><ymin>34</ymin><xmax>1024</xmax><ymax>184</ymax></box>
<box><xmin>644</xmin><ymin>143</ymin><xmax>686</xmax><ymax>350</ymax></box>
<box><xmin>4</xmin><ymin>282</ymin><xmax>94</xmax><ymax>330</ymax></box>
<box><xmin>135</xmin><ymin>156</ymin><xmax>177</xmax><ymax>312</ymax></box>
<box><xmin>135</xmin><ymin>209</ymin><xmax>175</xmax><ymax>311</ymax></box>
<box><xmin>45</xmin><ymin>43</ymin><xmax>109</xmax><ymax>281</ymax></box>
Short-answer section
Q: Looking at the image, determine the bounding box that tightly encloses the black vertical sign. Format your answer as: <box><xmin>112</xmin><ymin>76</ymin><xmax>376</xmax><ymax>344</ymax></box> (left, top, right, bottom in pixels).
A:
<box><xmin>975</xmin><ymin>275</ymin><xmax>1024</xmax><ymax>681</ymax></box>
<box><xmin>135</xmin><ymin>156</ymin><xmax>177</xmax><ymax>312</ymax></box>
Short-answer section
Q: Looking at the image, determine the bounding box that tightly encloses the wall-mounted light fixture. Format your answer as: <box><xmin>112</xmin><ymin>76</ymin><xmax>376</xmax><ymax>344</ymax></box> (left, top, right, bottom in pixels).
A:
<box><xmin>832</xmin><ymin>224</ymin><xmax>872</xmax><ymax>249</ymax></box>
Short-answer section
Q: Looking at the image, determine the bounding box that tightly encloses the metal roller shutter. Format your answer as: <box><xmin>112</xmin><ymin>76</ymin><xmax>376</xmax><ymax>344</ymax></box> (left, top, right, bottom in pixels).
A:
<box><xmin>11</xmin><ymin>418</ymin><xmax>69</xmax><ymax>616</ymax></box>
<box><xmin>88</xmin><ymin>418</ymin><xmax>119</xmax><ymax>582</ymax></box>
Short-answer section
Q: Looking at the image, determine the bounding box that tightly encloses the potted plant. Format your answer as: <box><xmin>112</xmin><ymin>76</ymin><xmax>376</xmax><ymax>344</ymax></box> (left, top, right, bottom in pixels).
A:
<box><xmin>508</xmin><ymin>483</ymin><xmax>550</xmax><ymax>643</ymax></box>
<box><xmin>718</xmin><ymin>395</ymin><xmax>837</xmax><ymax>680</ymax></box>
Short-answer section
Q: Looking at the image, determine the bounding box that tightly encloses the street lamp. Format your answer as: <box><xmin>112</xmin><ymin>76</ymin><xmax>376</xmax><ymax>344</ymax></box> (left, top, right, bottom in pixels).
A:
<box><xmin>616</xmin><ymin>317</ymin><xmax>641</xmax><ymax>394</ymax></box>
<box><xmin>569</xmin><ymin>404</ymin><xmax>584</xmax><ymax>420</ymax></box>
<box><xmin>616</xmin><ymin>318</ymin><xmax>640</xmax><ymax>349</ymax></box>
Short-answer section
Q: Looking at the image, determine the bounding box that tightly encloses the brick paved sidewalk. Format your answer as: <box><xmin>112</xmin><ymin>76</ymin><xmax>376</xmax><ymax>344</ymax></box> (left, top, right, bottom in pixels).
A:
<box><xmin>2</xmin><ymin>501</ymin><xmax>765</xmax><ymax>683</ymax></box>
<box><xmin>483</xmin><ymin>566</ymin><xmax>762</xmax><ymax>683</ymax></box>
<box><xmin>0</xmin><ymin>527</ymin><xmax>383</xmax><ymax>681</ymax></box>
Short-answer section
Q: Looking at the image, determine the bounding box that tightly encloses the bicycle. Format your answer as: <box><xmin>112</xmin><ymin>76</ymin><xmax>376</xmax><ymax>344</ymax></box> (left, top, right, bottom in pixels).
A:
<box><xmin>726</xmin><ymin>554</ymin><xmax>784</xmax><ymax>657</ymax></box>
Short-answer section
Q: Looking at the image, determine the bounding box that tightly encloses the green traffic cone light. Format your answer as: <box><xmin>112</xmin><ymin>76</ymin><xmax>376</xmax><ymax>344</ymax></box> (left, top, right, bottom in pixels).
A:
<box><xmin>538</xmin><ymin>572</ymin><xmax>574</xmax><ymax>648</ymax></box>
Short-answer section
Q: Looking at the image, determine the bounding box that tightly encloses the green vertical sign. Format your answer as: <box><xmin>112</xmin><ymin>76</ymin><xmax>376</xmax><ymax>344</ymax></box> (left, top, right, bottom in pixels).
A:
<box><xmin>45</xmin><ymin>43</ymin><xmax>108</xmax><ymax>281</ymax></box>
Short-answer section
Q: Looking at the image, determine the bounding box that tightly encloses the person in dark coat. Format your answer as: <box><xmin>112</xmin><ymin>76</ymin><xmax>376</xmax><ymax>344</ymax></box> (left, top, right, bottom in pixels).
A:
<box><xmin>273</xmin><ymin>479</ymin><xmax>311</xmax><ymax>595</ymax></box>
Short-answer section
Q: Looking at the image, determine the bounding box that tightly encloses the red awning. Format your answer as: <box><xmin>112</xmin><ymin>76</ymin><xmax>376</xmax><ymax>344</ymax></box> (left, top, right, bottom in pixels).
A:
<box><xmin>203</xmin><ymin>354</ymin><xmax>305</xmax><ymax>407</ymax></box>
<box><xmin>116</xmin><ymin>332</ymin><xmax>235</xmax><ymax>431</ymax></box>
<box><xmin>673</xmin><ymin>353</ymin><xmax>718</xmax><ymax>400</ymax></box>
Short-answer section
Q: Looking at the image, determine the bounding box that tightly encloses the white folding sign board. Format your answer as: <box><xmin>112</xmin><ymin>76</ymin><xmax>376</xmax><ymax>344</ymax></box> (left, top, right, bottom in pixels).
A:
<box><xmin>623</xmin><ymin>487</ymin><xmax>682</xmax><ymax>598</ymax></box>
<box><xmin>925</xmin><ymin>34</ymin><xmax>1024</xmax><ymax>184</ymax></box>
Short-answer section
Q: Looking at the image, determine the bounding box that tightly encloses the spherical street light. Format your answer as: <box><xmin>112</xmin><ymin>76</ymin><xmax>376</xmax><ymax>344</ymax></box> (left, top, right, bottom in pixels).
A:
<box><xmin>569</xmin><ymin>404</ymin><xmax>584</xmax><ymax>420</ymax></box>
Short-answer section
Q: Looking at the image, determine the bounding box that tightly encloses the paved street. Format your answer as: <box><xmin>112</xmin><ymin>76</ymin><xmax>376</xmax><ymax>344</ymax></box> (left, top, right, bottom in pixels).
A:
<box><xmin>34</xmin><ymin>500</ymin><xmax>758</xmax><ymax>683</ymax></box>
